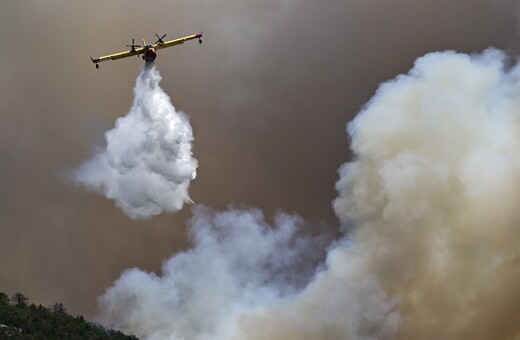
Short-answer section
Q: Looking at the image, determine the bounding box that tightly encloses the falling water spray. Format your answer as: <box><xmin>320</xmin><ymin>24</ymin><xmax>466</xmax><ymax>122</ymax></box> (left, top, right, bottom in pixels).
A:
<box><xmin>74</xmin><ymin>65</ymin><xmax>198</xmax><ymax>219</ymax></box>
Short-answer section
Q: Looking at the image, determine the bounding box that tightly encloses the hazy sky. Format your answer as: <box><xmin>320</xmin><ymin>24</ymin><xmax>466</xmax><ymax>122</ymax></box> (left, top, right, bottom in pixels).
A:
<box><xmin>0</xmin><ymin>0</ymin><xmax>519</xmax><ymax>318</ymax></box>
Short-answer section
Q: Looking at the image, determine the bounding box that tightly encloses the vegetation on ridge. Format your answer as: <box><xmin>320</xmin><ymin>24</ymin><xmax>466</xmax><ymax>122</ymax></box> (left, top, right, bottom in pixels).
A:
<box><xmin>0</xmin><ymin>291</ymin><xmax>138</xmax><ymax>339</ymax></box>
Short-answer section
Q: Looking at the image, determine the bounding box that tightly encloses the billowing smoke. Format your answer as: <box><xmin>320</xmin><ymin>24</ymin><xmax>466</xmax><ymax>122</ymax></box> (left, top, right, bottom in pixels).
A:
<box><xmin>74</xmin><ymin>65</ymin><xmax>197</xmax><ymax>219</ymax></box>
<box><xmin>97</xmin><ymin>205</ymin><xmax>398</xmax><ymax>340</ymax></box>
<box><xmin>97</xmin><ymin>49</ymin><xmax>520</xmax><ymax>339</ymax></box>
<box><xmin>334</xmin><ymin>48</ymin><xmax>520</xmax><ymax>339</ymax></box>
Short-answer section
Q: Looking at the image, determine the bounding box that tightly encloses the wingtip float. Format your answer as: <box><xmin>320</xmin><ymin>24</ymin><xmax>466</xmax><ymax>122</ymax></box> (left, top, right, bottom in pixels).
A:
<box><xmin>90</xmin><ymin>32</ymin><xmax>203</xmax><ymax>69</ymax></box>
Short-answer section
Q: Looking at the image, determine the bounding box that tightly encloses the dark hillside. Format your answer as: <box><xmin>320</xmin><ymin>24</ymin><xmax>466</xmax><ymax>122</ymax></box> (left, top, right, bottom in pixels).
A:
<box><xmin>0</xmin><ymin>292</ymin><xmax>138</xmax><ymax>340</ymax></box>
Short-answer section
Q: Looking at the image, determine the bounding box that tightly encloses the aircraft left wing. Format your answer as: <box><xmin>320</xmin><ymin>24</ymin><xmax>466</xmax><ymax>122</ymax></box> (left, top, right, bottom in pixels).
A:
<box><xmin>154</xmin><ymin>33</ymin><xmax>202</xmax><ymax>51</ymax></box>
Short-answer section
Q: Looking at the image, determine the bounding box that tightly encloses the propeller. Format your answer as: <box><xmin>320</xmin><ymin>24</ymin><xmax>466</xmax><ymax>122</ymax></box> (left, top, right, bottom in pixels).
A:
<box><xmin>126</xmin><ymin>38</ymin><xmax>141</xmax><ymax>51</ymax></box>
<box><xmin>155</xmin><ymin>34</ymin><xmax>166</xmax><ymax>44</ymax></box>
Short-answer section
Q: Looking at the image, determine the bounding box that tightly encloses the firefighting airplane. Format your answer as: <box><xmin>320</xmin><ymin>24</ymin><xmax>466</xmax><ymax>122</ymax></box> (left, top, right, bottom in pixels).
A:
<box><xmin>90</xmin><ymin>32</ymin><xmax>202</xmax><ymax>68</ymax></box>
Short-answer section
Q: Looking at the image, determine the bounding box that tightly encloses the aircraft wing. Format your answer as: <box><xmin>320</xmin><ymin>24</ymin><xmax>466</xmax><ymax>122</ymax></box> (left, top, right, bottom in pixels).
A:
<box><xmin>91</xmin><ymin>47</ymin><xmax>145</xmax><ymax>65</ymax></box>
<box><xmin>154</xmin><ymin>33</ymin><xmax>202</xmax><ymax>51</ymax></box>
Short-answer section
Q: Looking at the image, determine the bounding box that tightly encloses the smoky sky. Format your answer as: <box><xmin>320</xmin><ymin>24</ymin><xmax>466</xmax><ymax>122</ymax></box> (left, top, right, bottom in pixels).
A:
<box><xmin>0</xmin><ymin>0</ymin><xmax>519</xmax><ymax>318</ymax></box>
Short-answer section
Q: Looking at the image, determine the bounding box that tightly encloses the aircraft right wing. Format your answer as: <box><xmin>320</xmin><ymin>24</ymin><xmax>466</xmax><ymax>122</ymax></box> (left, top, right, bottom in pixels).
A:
<box><xmin>91</xmin><ymin>47</ymin><xmax>145</xmax><ymax>65</ymax></box>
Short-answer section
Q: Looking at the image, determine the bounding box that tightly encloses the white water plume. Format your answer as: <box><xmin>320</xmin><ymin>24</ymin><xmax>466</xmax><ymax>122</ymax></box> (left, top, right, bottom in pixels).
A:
<box><xmin>74</xmin><ymin>65</ymin><xmax>197</xmax><ymax>219</ymax></box>
<box><xmin>98</xmin><ymin>49</ymin><xmax>520</xmax><ymax>339</ymax></box>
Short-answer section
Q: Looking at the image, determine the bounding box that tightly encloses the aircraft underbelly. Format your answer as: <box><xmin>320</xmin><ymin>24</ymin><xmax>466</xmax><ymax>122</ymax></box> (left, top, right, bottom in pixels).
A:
<box><xmin>143</xmin><ymin>49</ymin><xmax>157</xmax><ymax>62</ymax></box>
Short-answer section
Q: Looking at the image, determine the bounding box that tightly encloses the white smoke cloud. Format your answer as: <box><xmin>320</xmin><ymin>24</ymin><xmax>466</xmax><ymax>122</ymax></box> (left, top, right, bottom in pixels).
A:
<box><xmin>97</xmin><ymin>49</ymin><xmax>520</xmax><ymax>340</ymax></box>
<box><xmin>74</xmin><ymin>65</ymin><xmax>197</xmax><ymax>219</ymax></box>
<box><xmin>334</xmin><ymin>49</ymin><xmax>520</xmax><ymax>339</ymax></box>
<box><xmin>97</xmin><ymin>206</ymin><xmax>397</xmax><ymax>340</ymax></box>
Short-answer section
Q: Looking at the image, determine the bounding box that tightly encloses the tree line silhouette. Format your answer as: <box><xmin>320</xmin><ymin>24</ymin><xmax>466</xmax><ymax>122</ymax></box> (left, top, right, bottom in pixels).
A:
<box><xmin>0</xmin><ymin>291</ymin><xmax>138</xmax><ymax>339</ymax></box>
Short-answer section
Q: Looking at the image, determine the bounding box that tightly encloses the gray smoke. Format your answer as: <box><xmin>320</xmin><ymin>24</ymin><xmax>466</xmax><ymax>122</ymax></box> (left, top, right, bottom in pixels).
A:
<box><xmin>334</xmin><ymin>49</ymin><xmax>520</xmax><ymax>339</ymax></box>
<box><xmin>97</xmin><ymin>206</ymin><xmax>398</xmax><ymax>340</ymax></box>
<box><xmin>74</xmin><ymin>65</ymin><xmax>197</xmax><ymax>219</ymax></box>
<box><xmin>97</xmin><ymin>49</ymin><xmax>520</xmax><ymax>339</ymax></box>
